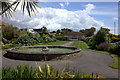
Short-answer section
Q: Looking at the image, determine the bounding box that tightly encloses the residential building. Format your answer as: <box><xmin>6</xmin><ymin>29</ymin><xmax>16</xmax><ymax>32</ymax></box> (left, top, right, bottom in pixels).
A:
<box><xmin>64</xmin><ymin>32</ymin><xmax>85</xmax><ymax>40</ymax></box>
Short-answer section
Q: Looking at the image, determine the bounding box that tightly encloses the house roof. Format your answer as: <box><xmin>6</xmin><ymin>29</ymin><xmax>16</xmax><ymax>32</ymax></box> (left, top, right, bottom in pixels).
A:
<box><xmin>33</xmin><ymin>29</ymin><xmax>43</xmax><ymax>32</ymax></box>
<box><xmin>0</xmin><ymin>20</ymin><xmax>8</xmax><ymax>26</ymax></box>
<box><xmin>65</xmin><ymin>32</ymin><xmax>84</xmax><ymax>36</ymax></box>
<box><xmin>50</xmin><ymin>31</ymin><xmax>56</xmax><ymax>33</ymax></box>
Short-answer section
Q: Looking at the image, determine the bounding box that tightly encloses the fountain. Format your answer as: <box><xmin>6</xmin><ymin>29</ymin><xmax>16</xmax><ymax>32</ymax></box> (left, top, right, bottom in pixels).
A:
<box><xmin>42</xmin><ymin>46</ymin><xmax>49</xmax><ymax>51</ymax></box>
<box><xmin>5</xmin><ymin>46</ymin><xmax>81</xmax><ymax>61</ymax></box>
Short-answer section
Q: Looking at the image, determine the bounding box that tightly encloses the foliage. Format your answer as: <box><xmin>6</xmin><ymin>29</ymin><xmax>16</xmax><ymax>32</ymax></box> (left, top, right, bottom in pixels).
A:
<box><xmin>1</xmin><ymin>41</ymin><xmax>5</xmax><ymax>48</ymax></box>
<box><xmin>33</xmin><ymin>33</ymin><xmax>43</xmax><ymax>43</ymax></box>
<box><xmin>14</xmin><ymin>34</ymin><xmax>35</xmax><ymax>46</ymax></box>
<box><xmin>100</xmin><ymin>27</ymin><xmax>110</xmax><ymax>34</ymax></box>
<box><xmin>1</xmin><ymin>1</ymin><xmax>40</xmax><ymax>17</ymax></box>
<box><xmin>61</xmin><ymin>28</ymin><xmax>73</xmax><ymax>34</ymax></box>
<box><xmin>81</xmin><ymin>37</ymin><xmax>92</xmax><ymax>43</ymax></box>
<box><xmin>82</xmin><ymin>37</ymin><xmax>97</xmax><ymax>49</ymax></box>
<box><xmin>2</xmin><ymin>37</ymin><xmax>8</xmax><ymax>44</ymax></box>
<box><xmin>3</xmin><ymin>44</ymin><xmax>22</xmax><ymax>49</ymax></box>
<box><xmin>36</xmin><ymin>62</ymin><xmax>75</xmax><ymax>79</ymax></box>
<box><xmin>42</xmin><ymin>26</ymin><xmax>49</xmax><ymax>34</ymax></box>
<box><xmin>56</xmin><ymin>36</ymin><xmax>69</xmax><ymax>41</ymax></box>
<box><xmin>107</xmin><ymin>33</ymin><xmax>120</xmax><ymax>42</ymax></box>
<box><xmin>87</xmin><ymin>37</ymin><xmax>97</xmax><ymax>49</ymax></box>
<box><xmin>56</xmin><ymin>29</ymin><xmax>61</xmax><ymax>34</ymax></box>
<box><xmin>14</xmin><ymin>32</ymin><xmax>56</xmax><ymax>46</ymax></box>
<box><xmin>105</xmin><ymin>37</ymin><xmax>111</xmax><ymax>43</ymax></box>
<box><xmin>2</xmin><ymin>64</ymin><xmax>38</xmax><ymax>78</ymax></box>
<box><xmin>94</xmin><ymin>30</ymin><xmax>106</xmax><ymax>45</ymax></box>
<box><xmin>79</xmin><ymin>27</ymin><xmax>96</xmax><ymax>37</ymax></box>
<box><xmin>97</xmin><ymin>42</ymin><xmax>111</xmax><ymax>51</ymax></box>
<box><xmin>19</xmin><ymin>30</ymin><xmax>33</xmax><ymax>38</ymax></box>
<box><xmin>2</xmin><ymin>62</ymin><xmax>103</xmax><ymax>79</ymax></box>
<box><xmin>2</xmin><ymin>25</ymin><xmax>19</xmax><ymax>40</ymax></box>
<box><xmin>109</xmin><ymin>41</ymin><xmax>120</xmax><ymax>55</ymax></box>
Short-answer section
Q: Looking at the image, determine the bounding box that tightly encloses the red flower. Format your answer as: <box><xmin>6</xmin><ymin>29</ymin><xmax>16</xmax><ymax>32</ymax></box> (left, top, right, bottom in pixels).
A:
<box><xmin>96</xmin><ymin>73</ymin><xmax>99</xmax><ymax>78</ymax></box>
<box><xmin>92</xmin><ymin>72</ymin><xmax>94</xmax><ymax>77</ymax></box>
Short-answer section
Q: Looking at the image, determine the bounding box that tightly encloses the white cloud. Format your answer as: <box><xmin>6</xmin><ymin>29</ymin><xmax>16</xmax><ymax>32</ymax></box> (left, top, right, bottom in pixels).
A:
<box><xmin>112</xmin><ymin>17</ymin><xmax>118</xmax><ymax>21</ymax></box>
<box><xmin>65</xmin><ymin>2</ymin><xmax>69</xmax><ymax>6</ymax></box>
<box><xmin>59</xmin><ymin>2</ymin><xmax>70</xmax><ymax>8</ymax></box>
<box><xmin>84</xmin><ymin>4</ymin><xmax>95</xmax><ymax>13</ymax></box>
<box><xmin>3</xmin><ymin>4</ymin><xmax>104</xmax><ymax>31</ymax></box>
<box><xmin>59</xmin><ymin>3</ymin><xmax>64</xmax><ymax>8</ymax></box>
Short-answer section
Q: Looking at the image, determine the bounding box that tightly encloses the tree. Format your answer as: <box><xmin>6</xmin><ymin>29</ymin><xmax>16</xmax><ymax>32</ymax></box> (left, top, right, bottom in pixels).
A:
<box><xmin>100</xmin><ymin>27</ymin><xmax>110</xmax><ymax>34</ymax></box>
<box><xmin>56</xmin><ymin>29</ymin><xmax>61</xmax><ymax>34</ymax></box>
<box><xmin>79</xmin><ymin>27</ymin><xmax>96</xmax><ymax>37</ymax></box>
<box><xmin>94</xmin><ymin>30</ymin><xmax>106</xmax><ymax>45</ymax></box>
<box><xmin>0</xmin><ymin>0</ymin><xmax>40</xmax><ymax>17</ymax></box>
<box><xmin>2</xmin><ymin>25</ymin><xmax>19</xmax><ymax>40</ymax></box>
<box><xmin>42</xmin><ymin>26</ymin><xmax>49</xmax><ymax>34</ymax></box>
<box><xmin>61</xmin><ymin>28</ymin><xmax>73</xmax><ymax>34</ymax></box>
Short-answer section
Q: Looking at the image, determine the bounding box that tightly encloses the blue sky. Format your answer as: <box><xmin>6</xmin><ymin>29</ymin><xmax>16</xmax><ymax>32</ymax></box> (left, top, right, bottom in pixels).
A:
<box><xmin>2</xmin><ymin>2</ymin><xmax>118</xmax><ymax>34</ymax></box>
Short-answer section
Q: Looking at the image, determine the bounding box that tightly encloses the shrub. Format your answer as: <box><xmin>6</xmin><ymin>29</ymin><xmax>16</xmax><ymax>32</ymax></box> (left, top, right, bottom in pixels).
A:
<box><xmin>33</xmin><ymin>34</ymin><xmax>43</xmax><ymax>43</ymax></box>
<box><xmin>14</xmin><ymin>34</ymin><xmax>34</xmax><ymax>46</ymax></box>
<box><xmin>3</xmin><ymin>63</ymin><xmax>75</xmax><ymax>79</ymax></box>
<box><xmin>2</xmin><ymin>25</ymin><xmax>19</xmax><ymax>40</ymax></box>
<box><xmin>35</xmin><ymin>62</ymin><xmax>75</xmax><ymax>79</ymax></box>
<box><xmin>3</xmin><ymin>44</ymin><xmax>22</xmax><ymax>49</ymax></box>
<box><xmin>81</xmin><ymin>37</ymin><xmax>92</xmax><ymax>44</ymax></box>
<box><xmin>87</xmin><ymin>37</ymin><xmax>97</xmax><ymax>49</ymax></box>
<box><xmin>105</xmin><ymin>37</ymin><xmax>111</xmax><ymax>43</ymax></box>
<box><xmin>97</xmin><ymin>42</ymin><xmax>111</xmax><ymax>51</ymax></box>
<box><xmin>2</xmin><ymin>37</ymin><xmax>8</xmax><ymax>44</ymax></box>
<box><xmin>109</xmin><ymin>43</ymin><xmax>116</xmax><ymax>53</ymax></box>
<box><xmin>94</xmin><ymin>30</ymin><xmax>106</xmax><ymax>45</ymax></box>
<box><xmin>109</xmin><ymin>41</ymin><xmax>120</xmax><ymax>55</ymax></box>
<box><xmin>2</xmin><ymin>65</ymin><xmax>38</xmax><ymax>78</ymax></box>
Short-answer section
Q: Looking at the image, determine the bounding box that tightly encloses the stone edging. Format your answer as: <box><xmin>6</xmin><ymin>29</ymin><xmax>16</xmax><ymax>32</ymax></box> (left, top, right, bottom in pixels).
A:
<box><xmin>6</xmin><ymin>46</ymin><xmax>81</xmax><ymax>61</ymax></box>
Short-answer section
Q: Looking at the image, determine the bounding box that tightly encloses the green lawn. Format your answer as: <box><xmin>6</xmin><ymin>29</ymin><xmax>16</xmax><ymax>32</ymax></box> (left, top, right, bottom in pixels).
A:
<box><xmin>69</xmin><ymin>41</ymin><xmax>120</xmax><ymax>69</ymax></box>
<box><xmin>69</xmin><ymin>41</ymin><xmax>89</xmax><ymax>50</ymax></box>
<box><xmin>38</xmin><ymin>41</ymin><xmax>68</xmax><ymax>45</ymax></box>
<box><xmin>3</xmin><ymin>41</ymin><xmax>68</xmax><ymax>50</ymax></box>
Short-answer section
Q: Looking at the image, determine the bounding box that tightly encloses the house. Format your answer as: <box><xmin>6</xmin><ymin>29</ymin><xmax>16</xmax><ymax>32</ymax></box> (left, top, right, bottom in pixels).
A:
<box><xmin>33</xmin><ymin>29</ymin><xmax>43</xmax><ymax>33</ymax></box>
<box><xmin>20</xmin><ymin>28</ymin><xmax>34</xmax><ymax>34</ymax></box>
<box><xmin>50</xmin><ymin>31</ymin><xmax>56</xmax><ymax>35</ymax></box>
<box><xmin>20</xmin><ymin>28</ymin><xmax>44</xmax><ymax>34</ymax></box>
<box><xmin>0</xmin><ymin>20</ymin><xmax>8</xmax><ymax>27</ymax></box>
<box><xmin>64</xmin><ymin>32</ymin><xmax>85</xmax><ymax>40</ymax></box>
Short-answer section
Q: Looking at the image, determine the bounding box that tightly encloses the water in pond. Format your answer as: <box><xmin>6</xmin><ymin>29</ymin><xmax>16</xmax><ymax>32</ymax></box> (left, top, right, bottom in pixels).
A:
<box><xmin>12</xmin><ymin>48</ymin><xmax>73</xmax><ymax>54</ymax></box>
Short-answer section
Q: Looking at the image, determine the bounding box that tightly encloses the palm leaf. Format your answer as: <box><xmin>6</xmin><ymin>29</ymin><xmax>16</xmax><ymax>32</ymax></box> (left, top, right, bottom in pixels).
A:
<box><xmin>1</xmin><ymin>0</ymin><xmax>40</xmax><ymax>17</ymax></box>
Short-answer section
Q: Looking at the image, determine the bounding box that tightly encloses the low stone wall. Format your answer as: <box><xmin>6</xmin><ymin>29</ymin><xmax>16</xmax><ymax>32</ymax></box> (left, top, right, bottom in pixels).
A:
<box><xmin>6</xmin><ymin>46</ymin><xmax>81</xmax><ymax>61</ymax></box>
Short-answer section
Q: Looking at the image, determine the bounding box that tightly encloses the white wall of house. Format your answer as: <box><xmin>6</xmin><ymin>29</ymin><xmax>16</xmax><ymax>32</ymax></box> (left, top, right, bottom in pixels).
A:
<box><xmin>27</xmin><ymin>29</ymin><xmax>34</xmax><ymax>34</ymax></box>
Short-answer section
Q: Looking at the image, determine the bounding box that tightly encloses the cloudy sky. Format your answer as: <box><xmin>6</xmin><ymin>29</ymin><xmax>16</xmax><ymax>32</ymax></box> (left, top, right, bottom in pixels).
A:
<box><xmin>2</xmin><ymin>2</ymin><xmax>118</xmax><ymax>34</ymax></box>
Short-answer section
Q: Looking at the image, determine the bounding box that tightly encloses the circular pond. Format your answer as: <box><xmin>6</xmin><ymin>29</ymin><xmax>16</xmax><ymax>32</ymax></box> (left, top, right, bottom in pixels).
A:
<box><xmin>6</xmin><ymin>46</ymin><xmax>81</xmax><ymax>61</ymax></box>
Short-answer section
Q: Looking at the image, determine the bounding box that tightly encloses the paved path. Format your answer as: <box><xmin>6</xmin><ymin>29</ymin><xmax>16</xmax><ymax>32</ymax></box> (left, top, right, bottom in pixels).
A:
<box><xmin>1</xmin><ymin>41</ymin><xmax>119</xmax><ymax>78</ymax></box>
<box><xmin>61</xmin><ymin>41</ymin><xmax>74</xmax><ymax>46</ymax></box>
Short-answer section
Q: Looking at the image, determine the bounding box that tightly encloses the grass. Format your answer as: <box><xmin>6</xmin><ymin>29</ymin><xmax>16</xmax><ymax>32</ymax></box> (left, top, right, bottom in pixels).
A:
<box><xmin>69</xmin><ymin>41</ymin><xmax>89</xmax><ymax>50</ymax></box>
<box><xmin>38</xmin><ymin>41</ymin><xmax>68</xmax><ymax>45</ymax></box>
<box><xmin>69</xmin><ymin>41</ymin><xmax>120</xmax><ymax>69</ymax></box>
<box><xmin>2</xmin><ymin>41</ymin><xmax>68</xmax><ymax>50</ymax></box>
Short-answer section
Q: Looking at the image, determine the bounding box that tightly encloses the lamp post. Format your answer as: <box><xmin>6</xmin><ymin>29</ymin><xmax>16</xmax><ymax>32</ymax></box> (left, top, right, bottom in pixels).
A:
<box><xmin>114</xmin><ymin>21</ymin><xmax>116</xmax><ymax>34</ymax></box>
